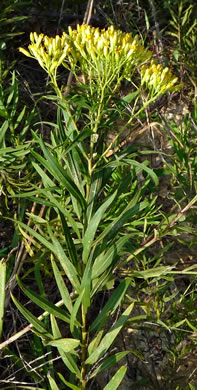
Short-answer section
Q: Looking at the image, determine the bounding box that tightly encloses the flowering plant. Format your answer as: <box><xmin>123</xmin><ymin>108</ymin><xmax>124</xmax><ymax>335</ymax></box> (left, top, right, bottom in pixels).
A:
<box><xmin>14</xmin><ymin>25</ymin><xmax>183</xmax><ymax>390</ymax></box>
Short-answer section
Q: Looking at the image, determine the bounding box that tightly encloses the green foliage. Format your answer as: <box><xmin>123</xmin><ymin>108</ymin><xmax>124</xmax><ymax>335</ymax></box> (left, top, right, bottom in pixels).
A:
<box><xmin>0</xmin><ymin>70</ymin><xmax>37</xmax><ymax>213</ymax></box>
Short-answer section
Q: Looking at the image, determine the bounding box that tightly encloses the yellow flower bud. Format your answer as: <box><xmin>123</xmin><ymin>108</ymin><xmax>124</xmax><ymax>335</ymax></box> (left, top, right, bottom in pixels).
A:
<box><xmin>103</xmin><ymin>45</ymin><xmax>108</xmax><ymax>57</ymax></box>
<box><xmin>48</xmin><ymin>43</ymin><xmax>53</xmax><ymax>56</ymax></box>
<box><xmin>19</xmin><ymin>47</ymin><xmax>32</xmax><ymax>58</ymax></box>
<box><xmin>33</xmin><ymin>32</ymin><xmax>39</xmax><ymax>42</ymax></box>
<box><xmin>50</xmin><ymin>61</ymin><xmax>58</xmax><ymax>73</ymax></box>
<box><xmin>68</xmin><ymin>26</ymin><xmax>73</xmax><ymax>37</ymax></box>
<box><xmin>30</xmin><ymin>32</ymin><xmax>35</xmax><ymax>43</ymax></box>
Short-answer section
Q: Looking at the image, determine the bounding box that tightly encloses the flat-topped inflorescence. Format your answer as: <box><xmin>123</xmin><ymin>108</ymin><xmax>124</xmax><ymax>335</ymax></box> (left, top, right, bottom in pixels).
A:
<box><xmin>67</xmin><ymin>24</ymin><xmax>152</xmax><ymax>82</ymax></box>
<box><xmin>19</xmin><ymin>25</ymin><xmax>181</xmax><ymax>96</ymax></box>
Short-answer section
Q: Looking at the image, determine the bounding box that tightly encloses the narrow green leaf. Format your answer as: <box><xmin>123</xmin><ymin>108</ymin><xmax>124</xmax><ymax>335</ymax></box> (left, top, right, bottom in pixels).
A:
<box><xmin>82</xmin><ymin>190</ymin><xmax>117</xmax><ymax>263</ymax></box>
<box><xmin>49</xmin><ymin>229</ymin><xmax>80</xmax><ymax>292</ymax></box>
<box><xmin>51</xmin><ymin>256</ymin><xmax>73</xmax><ymax>314</ymax></box>
<box><xmin>122</xmin><ymin>90</ymin><xmax>139</xmax><ymax>104</ymax></box>
<box><xmin>124</xmin><ymin>159</ymin><xmax>158</xmax><ymax>185</ymax></box>
<box><xmin>93</xmin><ymin>190</ymin><xmax>143</xmax><ymax>245</ymax></box>
<box><xmin>0</xmin><ymin>120</ymin><xmax>8</xmax><ymax>146</ymax></box>
<box><xmin>14</xmin><ymin>105</ymin><xmax>26</xmax><ymax>130</ymax></box>
<box><xmin>32</xmin><ymin>133</ymin><xmax>86</xmax><ymax>211</ymax></box>
<box><xmin>19</xmin><ymin>185</ymin><xmax>81</xmax><ymax>240</ymax></box>
<box><xmin>103</xmin><ymin>366</ymin><xmax>127</xmax><ymax>390</ymax></box>
<box><xmin>86</xmin><ymin>303</ymin><xmax>134</xmax><ymax>365</ymax></box>
<box><xmin>133</xmin><ymin>265</ymin><xmax>174</xmax><ymax>279</ymax></box>
<box><xmin>189</xmin><ymin>384</ymin><xmax>195</xmax><ymax>390</ymax></box>
<box><xmin>80</xmin><ymin>256</ymin><xmax>92</xmax><ymax>313</ymax></box>
<box><xmin>0</xmin><ymin>259</ymin><xmax>6</xmax><ymax>338</ymax></box>
<box><xmin>48</xmin><ymin>375</ymin><xmax>60</xmax><ymax>390</ymax></box>
<box><xmin>86</xmin><ymin>171</ymin><xmax>102</xmax><ymax>223</ymax></box>
<box><xmin>92</xmin><ymin>234</ymin><xmax>131</xmax><ymax>280</ymax></box>
<box><xmin>64</xmin><ymin>129</ymin><xmax>91</xmax><ymax>155</ymax></box>
<box><xmin>46</xmin><ymin>338</ymin><xmax>80</xmax><ymax>353</ymax></box>
<box><xmin>88</xmin><ymin>330</ymin><xmax>104</xmax><ymax>356</ymax></box>
<box><xmin>11</xmin><ymin>293</ymin><xmax>53</xmax><ymax>339</ymax></box>
<box><xmin>16</xmin><ymin>276</ymin><xmax>71</xmax><ymax>324</ymax></box>
<box><xmin>70</xmin><ymin>289</ymin><xmax>84</xmax><ymax>334</ymax></box>
<box><xmin>58</xmin><ymin>373</ymin><xmax>81</xmax><ymax>390</ymax></box>
<box><xmin>32</xmin><ymin>161</ymin><xmax>59</xmax><ymax>191</ymax></box>
<box><xmin>89</xmin><ymin>351</ymin><xmax>130</xmax><ymax>379</ymax></box>
<box><xmin>50</xmin><ymin>315</ymin><xmax>81</xmax><ymax>378</ymax></box>
<box><xmin>59</xmin><ymin>211</ymin><xmax>79</xmax><ymax>268</ymax></box>
<box><xmin>90</xmin><ymin>278</ymin><xmax>131</xmax><ymax>332</ymax></box>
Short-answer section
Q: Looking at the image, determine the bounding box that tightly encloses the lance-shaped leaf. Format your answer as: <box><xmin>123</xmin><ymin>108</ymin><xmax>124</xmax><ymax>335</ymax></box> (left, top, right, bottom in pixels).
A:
<box><xmin>11</xmin><ymin>293</ymin><xmax>53</xmax><ymax>340</ymax></box>
<box><xmin>86</xmin><ymin>303</ymin><xmax>134</xmax><ymax>365</ymax></box>
<box><xmin>51</xmin><ymin>315</ymin><xmax>80</xmax><ymax>378</ymax></box>
<box><xmin>59</xmin><ymin>211</ymin><xmax>79</xmax><ymax>268</ymax></box>
<box><xmin>31</xmin><ymin>132</ymin><xmax>86</xmax><ymax>211</ymax></box>
<box><xmin>48</xmin><ymin>375</ymin><xmax>60</xmax><ymax>390</ymax></box>
<box><xmin>46</xmin><ymin>338</ymin><xmax>80</xmax><ymax>353</ymax></box>
<box><xmin>103</xmin><ymin>366</ymin><xmax>127</xmax><ymax>390</ymax></box>
<box><xmin>80</xmin><ymin>256</ymin><xmax>92</xmax><ymax>313</ymax></box>
<box><xmin>48</xmin><ymin>228</ymin><xmax>80</xmax><ymax>292</ymax></box>
<box><xmin>58</xmin><ymin>372</ymin><xmax>81</xmax><ymax>390</ymax></box>
<box><xmin>70</xmin><ymin>289</ymin><xmax>84</xmax><ymax>334</ymax></box>
<box><xmin>51</xmin><ymin>256</ymin><xmax>73</xmax><ymax>314</ymax></box>
<box><xmin>82</xmin><ymin>190</ymin><xmax>117</xmax><ymax>264</ymax></box>
<box><xmin>16</xmin><ymin>276</ymin><xmax>71</xmax><ymax>324</ymax></box>
<box><xmin>89</xmin><ymin>352</ymin><xmax>130</xmax><ymax>379</ymax></box>
<box><xmin>91</xmin><ymin>234</ymin><xmax>131</xmax><ymax>280</ymax></box>
<box><xmin>90</xmin><ymin>278</ymin><xmax>131</xmax><ymax>332</ymax></box>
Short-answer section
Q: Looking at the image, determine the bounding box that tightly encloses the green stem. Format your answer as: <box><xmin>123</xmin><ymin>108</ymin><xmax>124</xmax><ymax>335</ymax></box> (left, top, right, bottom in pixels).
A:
<box><xmin>92</xmin><ymin>91</ymin><xmax>160</xmax><ymax>170</ymax></box>
<box><xmin>81</xmin><ymin>304</ymin><xmax>87</xmax><ymax>390</ymax></box>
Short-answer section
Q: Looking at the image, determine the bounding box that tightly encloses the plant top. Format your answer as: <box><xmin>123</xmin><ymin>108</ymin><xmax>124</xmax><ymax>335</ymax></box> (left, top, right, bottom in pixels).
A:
<box><xmin>19</xmin><ymin>24</ymin><xmax>181</xmax><ymax>96</ymax></box>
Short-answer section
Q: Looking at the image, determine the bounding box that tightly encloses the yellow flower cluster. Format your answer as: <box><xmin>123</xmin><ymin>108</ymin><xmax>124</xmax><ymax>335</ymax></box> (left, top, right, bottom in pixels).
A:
<box><xmin>67</xmin><ymin>25</ymin><xmax>152</xmax><ymax>81</ymax></box>
<box><xmin>141</xmin><ymin>60</ymin><xmax>180</xmax><ymax>95</ymax></box>
<box><xmin>19</xmin><ymin>25</ymin><xmax>180</xmax><ymax>95</ymax></box>
<box><xmin>19</xmin><ymin>32</ymin><xmax>71</xmax><ymax>77</ymax></box>
<box><xmin>19</xmin><ymin>25</ymin><xmax>151</xmax><ymax>83</ymax></box>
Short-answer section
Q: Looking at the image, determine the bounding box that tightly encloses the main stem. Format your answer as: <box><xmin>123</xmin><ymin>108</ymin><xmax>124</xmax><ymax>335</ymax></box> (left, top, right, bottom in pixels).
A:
<box><xmin>81</xmin><ymin>304</ymin><xmax>87</xmax><ymax>390</ymax></box>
